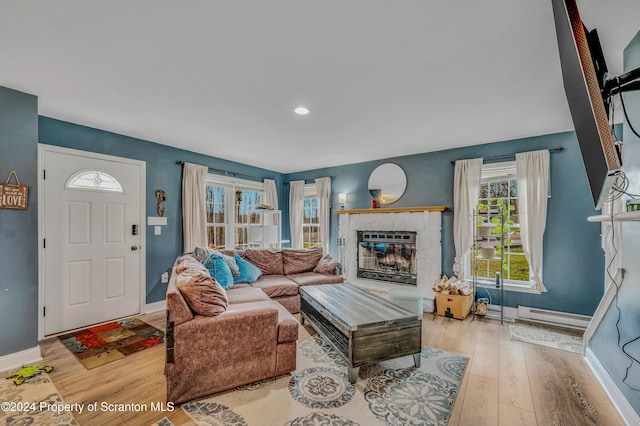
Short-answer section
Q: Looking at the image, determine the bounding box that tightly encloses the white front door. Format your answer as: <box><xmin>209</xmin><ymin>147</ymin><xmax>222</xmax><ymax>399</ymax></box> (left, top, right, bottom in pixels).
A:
<box><xmin>40</xmin><ymin>145</ymin><xmax>145</xmax><ymax>336</ymax></box>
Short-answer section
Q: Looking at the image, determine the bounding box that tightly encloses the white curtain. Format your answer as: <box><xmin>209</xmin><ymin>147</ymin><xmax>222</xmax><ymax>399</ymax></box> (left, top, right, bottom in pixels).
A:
<box><xmin>453</xmin><ymin>158</ymin><xmax>483</xmax><ymax>277</ymax></box>
<box><xmin>263</xmin><ymin>178</ymin><xmax>279</xmax><ymax>226</ymax></box>
<box><xmin>262</xmin><ymin>179</ymin><xmax>278</xmax><ymax>211</ymax></box>
<box><xmin>289</xmin><ymin>181</ymin><xmax>305</xmax><ymax>249</ymax></box>
<box><xmin>315</xmin><ymin>177</ymin><xmax>331</xmax><ymax>254</ymax></box>
<box><xmin>182</xmin><ymin>163</ymin><xmax>209</xmax><ymax>252</ymax></box>
<box><xmin>516</xmin><ymin>150</ymin><xmax>550</xmax><ymax>293</ymax></box>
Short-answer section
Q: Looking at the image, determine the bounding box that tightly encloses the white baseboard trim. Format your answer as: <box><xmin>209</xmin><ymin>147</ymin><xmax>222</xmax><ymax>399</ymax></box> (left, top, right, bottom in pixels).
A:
<box><xmin>517</xmin><ymin>305</ymin><xmax>590</xmax><ymax>330</ymax></box>
<box><xmin>585</xmin><ymin>347</ymin><xmax>640</xmax><ymax>425</ymax></box>
<box><xmin>487</xmin><ymin>304</ymin><xmax>518</xmax><ymax>320</ymax></box>
<box><xmin>0</xmin><ymin>347</ymin><xmax>42</xmax><ymax>373</ymax></box>
<box><xmin>144</xmin><ymin>300</ymin><xmax>166</xmax><ymax>314</ymax></box>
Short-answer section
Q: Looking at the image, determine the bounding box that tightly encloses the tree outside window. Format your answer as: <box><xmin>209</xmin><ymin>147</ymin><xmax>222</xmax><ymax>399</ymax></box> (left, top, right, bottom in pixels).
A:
<box><xmin>205</xmin><ymin>177</ymin><xmax>263</xmax><ymax>250</ymax></box>
<box><xmin>206</xmin><ymin>185</ymin><xmax>226</xmax><ymax>249</ymax></box>
<box><xmin>303</xmin><ymin>196</ymin><xmax>320</xmax><ymax>248</ymax></box>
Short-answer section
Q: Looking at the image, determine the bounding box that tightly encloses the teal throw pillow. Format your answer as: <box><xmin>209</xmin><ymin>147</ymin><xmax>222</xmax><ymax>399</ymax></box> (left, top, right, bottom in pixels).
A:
<box><xmin>234</xmin><ymin>254</ymin><xmax>262</xmax><ymax>284</ymax></box>
<box><xmin>203</xmin><ymin>252</ymin><xmax>234</xmax><ymax>290</ymax></box>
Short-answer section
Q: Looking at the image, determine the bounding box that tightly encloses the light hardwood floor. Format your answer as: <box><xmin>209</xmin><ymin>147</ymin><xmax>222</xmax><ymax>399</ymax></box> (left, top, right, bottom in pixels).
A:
<box><xmin>24</xmin><ymin>311</ymin><xmax>623</xmax><ymax>425</ymax></box>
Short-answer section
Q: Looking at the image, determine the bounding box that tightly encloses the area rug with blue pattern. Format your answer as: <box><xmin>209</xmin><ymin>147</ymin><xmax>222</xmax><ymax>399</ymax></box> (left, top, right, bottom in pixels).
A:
<box><xmin>182</xmin><ymin>335</ymin><xmax>469</xmax><ymax>426</ymax></box>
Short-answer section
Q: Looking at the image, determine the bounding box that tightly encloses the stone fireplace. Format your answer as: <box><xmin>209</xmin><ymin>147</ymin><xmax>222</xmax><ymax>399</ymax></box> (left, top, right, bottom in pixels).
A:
<box><xmin>337</xmin><ymin>207</ymin><xmax>443</xmax><ymax>312</ymax></box>
<box><xmin>357</xmin><ymin>230</ymin><xmax>417</xmax><ymax>285</ymax></box>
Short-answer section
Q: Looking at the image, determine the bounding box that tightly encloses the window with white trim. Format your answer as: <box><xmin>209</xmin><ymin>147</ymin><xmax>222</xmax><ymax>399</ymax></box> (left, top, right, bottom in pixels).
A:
<box><xmin>466</xmin><ymin>161</ymin><xmax>532</xmax><ymax>288</ymax></box>
<box><xmin>66</xmin><ymin>170</ymin><xmax>123</xmax><ymax>193</ymax></box>
<box><xmin>303</xmin><ymin>184</ymin><xmax>320</xmax><ymax>248</ymax></box>
<box><xmin>206</xmin><ymin>175</ymin><xmax>263</xmax><ymax>250</ymax></box>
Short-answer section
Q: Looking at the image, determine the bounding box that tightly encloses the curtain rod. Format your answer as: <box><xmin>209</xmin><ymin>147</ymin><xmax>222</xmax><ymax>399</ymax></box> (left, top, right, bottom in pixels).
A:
<box><xmin>284</xmin><ymin>177</ymin><xmax>334</xmax><ymax>185</ymax></box>
<box><xmin>176</xmin><ymin>161</ymin><xmax>267</xmax><ymax>182</ymax></box>
<box><xmin>449</xmin><ymin>147</ymin><xmax>564</xmax><ymax>165</ymax></box>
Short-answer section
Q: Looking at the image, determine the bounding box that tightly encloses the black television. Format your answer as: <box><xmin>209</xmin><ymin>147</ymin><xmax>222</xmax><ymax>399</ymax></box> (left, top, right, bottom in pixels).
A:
<box><xmin>551</xmin><ymin>0</ymin><xmax>622</xmax><ymax>209</ymax></box>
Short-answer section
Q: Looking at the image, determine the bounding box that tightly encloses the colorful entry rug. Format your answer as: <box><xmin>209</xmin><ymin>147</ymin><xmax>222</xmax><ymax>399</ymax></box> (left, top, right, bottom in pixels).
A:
<box><xmin>183</xmin><ymin>335</ymin><xmax>469</xmax><ymax>426</ymax></box>
<box><xmin>0</xmin><ymin>372</ymin><xmax>78</xmax><ymax>425</ymax></box>
<box><xmin>58</xmin><ymin>317</ymin><xmax>164</xmax><ymax>369</ymax></box>
<box><xmin>509</xmin><ymin>324</ymin><xmax>583</xmax><ymax>354</ymax></box>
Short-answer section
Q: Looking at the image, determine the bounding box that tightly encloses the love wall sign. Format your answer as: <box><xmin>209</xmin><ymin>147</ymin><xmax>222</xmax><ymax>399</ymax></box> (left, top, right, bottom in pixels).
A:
<box><xmin>0</xmin><ymin>171</ymin><xmax>29</xmax><ymax>210</ymax></box>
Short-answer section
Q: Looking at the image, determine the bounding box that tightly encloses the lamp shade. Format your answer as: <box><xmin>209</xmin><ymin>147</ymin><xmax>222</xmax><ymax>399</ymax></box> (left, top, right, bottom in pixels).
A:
<box><xmin>338</xmin><ymin>193</ymin><xmax>347</xmax><ymax>204</ymax></box>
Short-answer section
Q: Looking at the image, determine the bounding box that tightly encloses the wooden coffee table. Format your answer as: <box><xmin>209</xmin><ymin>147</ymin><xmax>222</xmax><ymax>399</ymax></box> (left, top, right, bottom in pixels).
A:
<box><xmin>300</xmin><ymin>283</ymin><xmax>423</xmax><ymax>383</ymax></box>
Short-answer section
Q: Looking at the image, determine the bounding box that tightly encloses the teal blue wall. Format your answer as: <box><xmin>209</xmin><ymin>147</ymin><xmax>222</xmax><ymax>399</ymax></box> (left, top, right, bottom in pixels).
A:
<box><xmin>39</xmin><ymin>117</ymin><xmax>286</xmax><ymax>304</ymax></box>
<box><xmin>0</xmin><ymin>82</ymin><xmax>613</xmax><ymax>357</ymax></box>
<box><xmin>591</xmin><ymin>31</ymin><xmax>640</xmax><ymax>415</ymax></box>
<box><xmin>0</xmin><ymin>87</ymin><xmax>38</xmax><ymax>356</ymax></box>
<box><xmin>287</xmin><ymin>130</ymin><xmax>605</xmax><ymax>316</ymax></box>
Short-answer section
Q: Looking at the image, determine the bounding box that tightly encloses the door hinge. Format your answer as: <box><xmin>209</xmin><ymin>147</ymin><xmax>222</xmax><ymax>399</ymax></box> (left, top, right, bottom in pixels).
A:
<box><xmin>43</xmin><ymin>306</ymin><xmax>46</xmax><ymax>317</ymax></box>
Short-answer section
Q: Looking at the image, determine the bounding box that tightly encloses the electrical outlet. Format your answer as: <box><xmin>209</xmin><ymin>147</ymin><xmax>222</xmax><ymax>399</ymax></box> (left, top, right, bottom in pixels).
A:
<box><xmin>161</xmin><ymin>272</ymin><xmax>169</xmax><ymax>283</ymax></box>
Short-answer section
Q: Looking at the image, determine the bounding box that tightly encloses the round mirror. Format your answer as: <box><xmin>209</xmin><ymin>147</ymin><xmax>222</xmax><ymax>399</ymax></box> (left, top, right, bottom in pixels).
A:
<box><xmin>367</xmin><ymin>163</ymin><xmax>407</xmax><ymax>205</ymax></box>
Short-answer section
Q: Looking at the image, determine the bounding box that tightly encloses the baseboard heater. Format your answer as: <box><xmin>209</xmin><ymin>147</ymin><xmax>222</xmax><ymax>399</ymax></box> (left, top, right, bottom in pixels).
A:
<box><xmin>517</xmin><ymin>306</ymin><xmax>591</xmax><ymax>330</ymax></box>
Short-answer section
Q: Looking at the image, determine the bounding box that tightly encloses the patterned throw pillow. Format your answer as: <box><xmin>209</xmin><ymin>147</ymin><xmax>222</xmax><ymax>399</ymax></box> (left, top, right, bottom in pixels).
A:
<box><xmin>234</xmin><ymin>254</ymin><xmax>263</xmax><ymax>284</ymax></box>
<box><xmin>203</xmin><ymin>252</ymin><xmax>234</xmax><ymax>290</ymax></box>
<box><xmin>313</xmin><ymin>254</ymin><xmax>341</xmax><ymax>274</ymax></box>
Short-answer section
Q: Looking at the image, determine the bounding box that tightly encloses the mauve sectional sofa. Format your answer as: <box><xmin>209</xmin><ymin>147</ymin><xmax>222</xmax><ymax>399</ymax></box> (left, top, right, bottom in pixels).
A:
<box><xmin>165</xmin><ymin>247</ymin><xmax>343</xmax><ymax>404</ymax></box>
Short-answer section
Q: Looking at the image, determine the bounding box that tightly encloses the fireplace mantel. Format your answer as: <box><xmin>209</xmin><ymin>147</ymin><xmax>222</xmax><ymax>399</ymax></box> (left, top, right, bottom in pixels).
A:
<box><xmin>338</xmin><ymin>209</ymin><xmax>442</xmax><ymax>312</ymax></box>
<box><xmin>335</xmin><ymin>205</ymin><xmax>446</xmax><ymax>214</ymax></box>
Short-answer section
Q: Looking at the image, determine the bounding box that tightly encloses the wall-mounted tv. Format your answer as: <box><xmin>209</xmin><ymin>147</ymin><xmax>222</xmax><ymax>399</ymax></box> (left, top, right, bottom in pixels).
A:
<box><xmin>551</xmin><ymin>0</ymin><xmax>622</xmax><ymax>210</ymax></box>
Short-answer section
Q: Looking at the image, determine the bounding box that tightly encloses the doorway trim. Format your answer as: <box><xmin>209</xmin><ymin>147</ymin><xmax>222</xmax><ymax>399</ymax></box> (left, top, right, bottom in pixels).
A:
<box><xmin>37</xmin><ymin>144</ymin><xmax>146</xmax><ymax>339</ymax></box>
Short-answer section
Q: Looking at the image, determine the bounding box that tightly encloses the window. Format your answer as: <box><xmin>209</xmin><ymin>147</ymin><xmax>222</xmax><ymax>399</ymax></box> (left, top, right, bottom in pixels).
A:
<box><xmin>205</xmin><ymin>175</ymin><xmax>263</xmax><ymax>250</ymax></box>
<box><xmin>234</xmin><ymin>189</ymin><xmax>262</xmax><ymax>250</ymax></box>
<box><xmin>303</xmin><ymin>184</ymin><xmax>320</xmax><ymax>248</ymax></box>
<box><xmin>467</xmin><ymin>161</ymin><xmax>532</xmax><ymax>288</ymax></box>
<box><xmin>206</xmin><ymin>186</ymin><xmax>226</xmax><ymax>249</ymax></box>
<box><xmin>66</xmin><ymin>170</ymin><xmax>123</xmax><ymax>193</ymax></box>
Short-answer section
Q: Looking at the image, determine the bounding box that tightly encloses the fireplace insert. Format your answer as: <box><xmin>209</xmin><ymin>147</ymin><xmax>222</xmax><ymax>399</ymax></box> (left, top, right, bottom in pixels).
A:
<box><xmin>357</xmin><ymin>231</ymin><xmax>417</xmax><ymax>285</ymax></box>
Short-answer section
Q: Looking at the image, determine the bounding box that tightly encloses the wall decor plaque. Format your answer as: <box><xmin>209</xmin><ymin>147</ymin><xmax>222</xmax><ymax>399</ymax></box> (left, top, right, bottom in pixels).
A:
<box><xmin>0</xmin><ymin>171</ymin><xmax>29</xmax><ymax>210</ymax></box>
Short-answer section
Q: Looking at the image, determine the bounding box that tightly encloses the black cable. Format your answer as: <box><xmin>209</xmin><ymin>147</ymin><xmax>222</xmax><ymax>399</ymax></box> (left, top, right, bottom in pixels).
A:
<box><xmin>610</xmin><ymin>172</ymin><xmax>640</xmax><ymax>199</ymax></box>
<box><xmin>604</xmin><ymin>197</ymin><xmax>640</xmax><ymax>391</ymax></box>
<box><xmin>617</xmin><ymin>81</ymin><xmax>640</xmax><ymax>139</ymax></box>
<box><xmin>622</xmin><ymin>336</ymin><xmax>640</xmax><ymax>390</ymax></box>
<box><xmin>609</xmin><ymin>95</ymin><xmax>622</xmax><ymax>142</ymax></box>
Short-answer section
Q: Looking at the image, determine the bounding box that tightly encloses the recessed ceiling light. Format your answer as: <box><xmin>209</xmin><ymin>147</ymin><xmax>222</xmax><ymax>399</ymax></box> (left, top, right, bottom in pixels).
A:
<box><xmin>294</xmin><ymin>106</ymin><xmax>310</xmax><ymax>115</ymax></box>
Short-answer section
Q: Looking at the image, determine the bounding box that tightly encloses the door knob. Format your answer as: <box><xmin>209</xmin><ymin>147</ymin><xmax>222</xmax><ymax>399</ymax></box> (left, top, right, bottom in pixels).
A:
<box><xmin>131</xmin><ymin>245</ymin><xmax>139</xmax><ymax>251</ymax></box>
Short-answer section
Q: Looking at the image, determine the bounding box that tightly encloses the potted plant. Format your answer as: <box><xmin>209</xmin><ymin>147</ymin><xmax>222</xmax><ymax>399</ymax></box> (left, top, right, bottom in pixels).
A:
<box><xmin>489</xmin><ymin>199</ymin><xmax>515</xmax><ymax>257</ymax></box>
<box><xmin>476</xmin><ymin>198</ymin><xmax>515</xmax><ymax>258</ymax></box>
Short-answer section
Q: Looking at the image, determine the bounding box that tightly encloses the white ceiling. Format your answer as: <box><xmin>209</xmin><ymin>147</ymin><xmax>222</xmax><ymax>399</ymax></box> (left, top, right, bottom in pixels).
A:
<box><xmin>1</xmin><ymin>1</ymin><xmax>638</xmax><ymax>173</ymax></box>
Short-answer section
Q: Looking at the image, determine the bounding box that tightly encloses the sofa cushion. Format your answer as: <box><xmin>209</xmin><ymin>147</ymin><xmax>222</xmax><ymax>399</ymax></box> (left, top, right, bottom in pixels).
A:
<box><xmin>176</xmin><ymin>254</ymin><xmax>207</xmax><ymax>275</ymax></box>
<box><xmin>176</xmin><ymin>271</ymin><xmax>228</xmax><ymax>316</ymax></box>
<box><xmin>244</xmin><ymin>249</ymin><xmax>284</xmax><ymax>275</ymax></box>
<box><xmin>203</xmin><ymin>252</ymin><xmax>234</xmax><ymax>290</ymax></box>
<box><xmin>313</xmin><ymin>254</ymin><xmax>341</xmax><ymax>274</ymax></box>
<box><xmin>234</xmin><ymin>254</ymin><xmax>263</xmax><ymax>284</ymax></box>
<box><xmin>226</xmin><ymin>286</ymin><xmax>271</xmax><ymax>304</ymax></box>
<box><xmin>166</xmin><ymin>269</ymin><xmax>195</xmax><ymax>325</ymax></box>
<box><xmin>287</xmin><ymin>272</ymin><xmax>345</xmax><ymax>286</ymax></box>
<box><xmin>195</xmin><ymin>247</ymin><xmax>240</xmax><ymax>277</ymax></box>
<box><xmin>282</xmin><ymin>247</ymin><xmax>324</xmax><ymax>275</ymax></box>
<box><xmin>192</xmin><ymin>246</ymin><xmax>212</xmax><ymax>263</ymax></box>
<box><xmin>226</xmin><ymin>301</ymin><xmax>298</xmax><ymax>343</ymax></box>
<box><xmin>251</xmin><ymin>275</ymin><xmax>299</xmax><ymax>298</ymax></box>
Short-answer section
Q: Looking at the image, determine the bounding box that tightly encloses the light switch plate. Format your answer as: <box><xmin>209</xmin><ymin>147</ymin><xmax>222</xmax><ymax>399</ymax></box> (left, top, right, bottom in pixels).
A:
<box><xmin>154</xmin><ymin>225</ymin><xmax>161</xmax><ymax>235</ymax></box>
<box><xmin>148</xmin><ymin>216</ymin><xmax>167</xmax><ymax>226</ymax></box>
<box><xmin>161</xmin><ymin>272</ymin><xmax>169</xmax><ymax>283</ymax></box>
